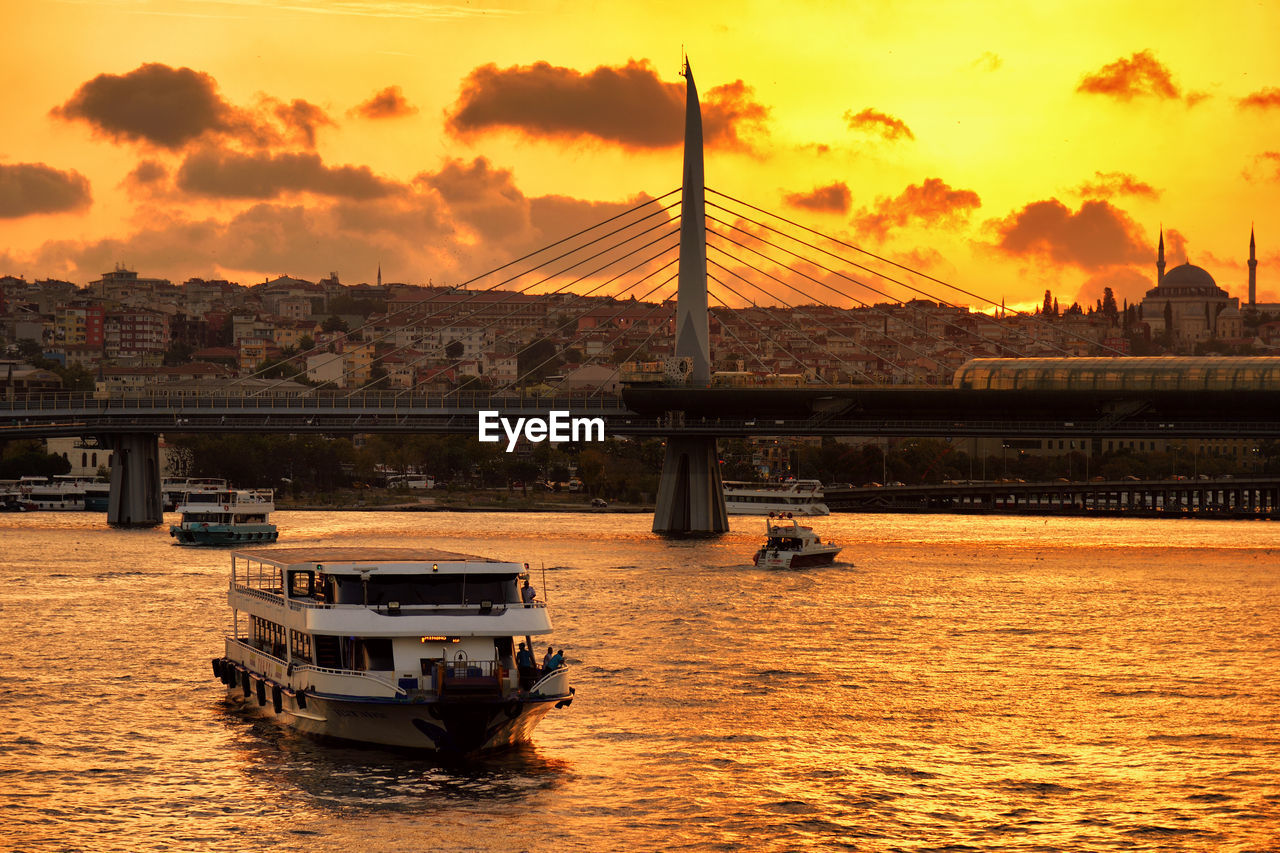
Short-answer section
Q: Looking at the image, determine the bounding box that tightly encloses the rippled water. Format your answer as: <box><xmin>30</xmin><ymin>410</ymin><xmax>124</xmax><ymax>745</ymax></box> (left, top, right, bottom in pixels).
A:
<box><xmin>1</xmin><ymin>510</ymin><xmax>1277</xmax><ymax>851</ymax></box>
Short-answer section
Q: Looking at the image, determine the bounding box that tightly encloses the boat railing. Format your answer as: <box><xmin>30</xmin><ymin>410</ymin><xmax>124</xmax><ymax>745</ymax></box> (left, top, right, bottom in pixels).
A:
<box><xmin>292</xmin><ymin>664</ymin><xmax>408</xmax><ymax>697</ymax></box>
<box><xmin>528</xmin><ymin>665</ymin><xmax>570</xmax><ymax>698</ymax></box>
<box><xmin>283</xmin><ymin>598</ymin><xmax>539</xmax><ymax>613</ymax></box>
<box><xmin>233</xmin><ymin>584</ymin><xmax>286</xmax><ymax>608</ymax></box>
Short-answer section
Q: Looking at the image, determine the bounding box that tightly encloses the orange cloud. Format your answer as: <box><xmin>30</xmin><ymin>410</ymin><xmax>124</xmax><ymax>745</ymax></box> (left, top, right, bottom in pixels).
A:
<box><xmin>784</xmin><ymin>182</ymin><xmax>851</xmax><ymax>214</ymax></box>
<box><xmin>175</xmin><ymin>148</ymin><xmax>400</xmax><ymax>199</ymax></box>
<box><xmin>445</xmin><ymin>60</ymin><xmax>769</xmax><ymax>151</ymax></box>
<box><xmin>853</xmin><ymin>178</ymin><xmax>980</xmax><ymax>241</ymax></box>
<box><xmin>352</xmin><ymin>85</ymin><xmax>418</xmax><ymax>119</ymax></box>
<box><xmin>1075</xmin><ymin>171</ymin><xmax>1160</xmax><ymax>200</ymax></box>
<box><xmin>843</xmin><ymin>107</ymin><xmax>914</xmax><ymax>141</ymax></box>
<box><xmin>52</xmin><ymin>63</ymin><xmax>262</xmax><ymax>149</ymax></box>
<box><xmin>991</xmin><ymin>198</ymin><xmax>1147</xmax><ymax>270</ymax></box>
<box><xmin>265</xmin><ymin>98</ymin><xmax>334</xmax><ymax>148</ymax></box>
<box><xmin>1239</xmin><ymin>87</ymin><xmax>1280</xmax><ymax>110</ymax></box>
<box><xmin>1076</xmin><ymin>50</ymin><xmax>1193</xmax><ymax>103</ymax></box>
<box><xmin>1074</xmin><ymin>266</ymin><xmax>1153</xmax><ymax>308</ymax></box>
<box><xmin>0</xmin><ymin>162</ymin><xmax>92</xmax><ymax>218</ymax></box>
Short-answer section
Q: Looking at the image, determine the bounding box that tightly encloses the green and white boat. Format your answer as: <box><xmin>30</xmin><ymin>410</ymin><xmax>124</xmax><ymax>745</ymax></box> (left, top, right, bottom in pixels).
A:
<box><xmin>170</xmin><ymin>488</ymin><xmax>279</xmax><ymax>546</ymax></box>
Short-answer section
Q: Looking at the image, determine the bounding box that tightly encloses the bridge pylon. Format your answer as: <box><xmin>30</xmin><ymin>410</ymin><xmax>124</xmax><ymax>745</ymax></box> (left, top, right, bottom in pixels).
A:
<box><xmin>105</xmin><ymin>432</ymin><xmax>163</xmax><ymax>527</ymax></box>
<box><xmin>652</xmin><ymin>59</ymin><xmax>729</xmax><ymax>536</ymax></box>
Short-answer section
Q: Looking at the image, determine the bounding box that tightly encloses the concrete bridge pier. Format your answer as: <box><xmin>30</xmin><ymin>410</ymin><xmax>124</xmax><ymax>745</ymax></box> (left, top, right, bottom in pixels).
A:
<box><xmin>105</xmin><ymin>432</ymin><xmax>163</xmax><ymax>527</ymax></box>
<box><xmin>652</xmin><ymin>434</ymin><xmax>728</xmax><ymax>536</ymax></box>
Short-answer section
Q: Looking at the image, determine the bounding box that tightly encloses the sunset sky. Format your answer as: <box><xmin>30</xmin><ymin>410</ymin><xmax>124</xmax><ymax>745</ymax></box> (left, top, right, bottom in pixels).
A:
<box><xmin>2</xmin><ymin>0</ymin><xmax>1279</xmax><ymax>312</ymax></box>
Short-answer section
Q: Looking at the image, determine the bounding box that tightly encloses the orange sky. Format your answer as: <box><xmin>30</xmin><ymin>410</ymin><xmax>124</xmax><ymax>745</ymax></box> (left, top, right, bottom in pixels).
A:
<box><xmin>2</xmin><ymin>0</ymin><xmax>1279</xmax><ymax>312</ymax></box>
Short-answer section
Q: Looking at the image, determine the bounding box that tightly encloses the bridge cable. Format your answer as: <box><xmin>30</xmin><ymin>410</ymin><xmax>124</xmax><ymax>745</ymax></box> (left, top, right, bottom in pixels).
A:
<box><xmin>706</xmin><ymin>187</ymin><xmax>1128</xmax><ymax>357</ymax></box>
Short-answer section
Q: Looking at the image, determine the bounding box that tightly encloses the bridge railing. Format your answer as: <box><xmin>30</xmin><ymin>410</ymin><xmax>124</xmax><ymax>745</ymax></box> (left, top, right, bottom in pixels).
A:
<box><xmin>0</xmin><ymin>389</ymin><xmax>631</xmax><ymax>413</ymax></box>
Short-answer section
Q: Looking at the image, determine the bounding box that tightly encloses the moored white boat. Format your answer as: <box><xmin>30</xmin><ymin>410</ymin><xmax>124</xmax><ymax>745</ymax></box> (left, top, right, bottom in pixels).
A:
<box><xmin>170</xmin><ymin>488</ymin><xmax>278</xmax><ymax>545</ymax></box>
<box><xmin>752</xmin><ymin>513</ymin><xmax>842</xmax><ymax>569</ymax></box>
<box><xmin>210</xmin><ymin>547</ymin><xmax>574</xmax><ymax>753</ymax></box>
<box><xmin>724</xmin><ymin>479</ymin><xmax>830</xmax><ymax>516</ymax></box>
<box><xmin>163</xmin><ymin>477</ymin><xmax>228</xmax><ymax>512</ymax></box>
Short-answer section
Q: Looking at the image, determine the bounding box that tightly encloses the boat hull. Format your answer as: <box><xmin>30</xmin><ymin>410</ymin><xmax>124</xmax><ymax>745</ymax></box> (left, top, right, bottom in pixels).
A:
<box><xmin>727</xmin><ymin>502</ymin><xmax>830</xmax><ymax>516</ymax></box>
<box><xmin>172</xmin><ymin>524</ymin><xmax>279</xmax><ymax>546</ymax></box>
<box><xmin>754</xmin><ymin>546</ymin><xmax>842</xmax><ymax>570</ymax></box>
<box><xmin>214</xmin><ymin>658</ymin><xmax>570</xmax><ymax>753</ymax></box>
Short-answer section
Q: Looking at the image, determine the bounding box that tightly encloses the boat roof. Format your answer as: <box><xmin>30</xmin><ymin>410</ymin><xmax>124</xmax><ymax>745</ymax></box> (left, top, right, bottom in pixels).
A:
<box><xmin>231</xmin><ymin>547</ymin><xmax>522</xmax><ymax>574</ymax></box>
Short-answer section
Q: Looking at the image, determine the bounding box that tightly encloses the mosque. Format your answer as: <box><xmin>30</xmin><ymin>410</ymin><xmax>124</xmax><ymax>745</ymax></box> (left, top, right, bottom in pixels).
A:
<box><xmin>1138</xmin><ymin>229</ymin><xmax>1259</xmax><ymax>346</ymax></box>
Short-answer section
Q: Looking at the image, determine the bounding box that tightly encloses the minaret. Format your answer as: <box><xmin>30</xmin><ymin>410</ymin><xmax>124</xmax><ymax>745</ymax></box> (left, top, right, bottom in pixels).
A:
<box><xmin>1157</xmin><ymin>228</ymin><xmax>1166</xmax><ymax>286</ymax></box>
<box><xmin>377</xmin><ymin>263</ymin><xmax>382</xmax><ymax>289</ymax></box>
<box><xmin>1248</xmin><ymin>226</ymin><xmax>1257</xmax><ymax>308</ymax></box>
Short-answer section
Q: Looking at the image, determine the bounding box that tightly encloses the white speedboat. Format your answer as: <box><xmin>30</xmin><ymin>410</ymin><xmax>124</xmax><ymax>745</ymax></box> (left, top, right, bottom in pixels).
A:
<box><xmin>752</xmin><ymin>514</ymin><xmax>842</xmax><ymax>569</ymax></box>
<box><xmin>724</xmin><ymin>479</ymin><xmax>830</xmax><ymax>516</ymax></box>
<box><xmin>170</xmin><ymin>488</ymin><xmax>278</xmax><ymax>545</ymax></box>
<box><xmin>211</xmin><ymin>547</ymin><xmax>574</xmax><ymax>753</ymax></box>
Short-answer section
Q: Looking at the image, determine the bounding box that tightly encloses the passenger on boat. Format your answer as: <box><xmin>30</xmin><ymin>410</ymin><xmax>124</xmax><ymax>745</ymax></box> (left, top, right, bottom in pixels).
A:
<box><xmin>542</xmin><ymin>646</ymin><xmax>555</xmax><ymax>670</ymax></box>
<box><xmin>521</xmin><ymin>578</ymin><xmax>537</xmax><ymax>607</ymax></box>
<box><xmin>516</xmin><ymin>642</ymin><xmax>538</xmax><ymax>689</ymax></box>
<box><xmin>546</xmin><ymin>648</ymin><xmax>565</xmax><ymax>671</ymax></box>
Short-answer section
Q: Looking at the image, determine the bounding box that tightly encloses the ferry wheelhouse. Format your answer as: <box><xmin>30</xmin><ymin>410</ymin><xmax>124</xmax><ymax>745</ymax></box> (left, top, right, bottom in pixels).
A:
<box><xmin>210</xmin><ymin>548</ymin><xmax>574</xmax><ymax>753</ymax></box>
<box><xmin>753</xmin><ymin>514</ymin><xmax>842</xmax><ymax>569</ymax></box>
<box><xmin>163</xmin><ymin>477</ymin><xmax>228</xmax><ymax>512</ymax></box>
<box><xmin>724</xmin><ymin>479</ymin><xmax>830</xmax><ymax>516</ymax></box>
<box><xmin>170</xmin><ymin>488</ymin><xmax>278</xmax><ymax>545</ymax></box>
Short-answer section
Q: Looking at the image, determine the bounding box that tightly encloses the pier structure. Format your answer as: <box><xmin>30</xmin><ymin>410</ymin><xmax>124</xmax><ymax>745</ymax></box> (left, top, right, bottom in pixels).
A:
<box><xmin>651</xmin><ymin>59</ymin><xmax>729</xmax><ymax>536</ymax></box>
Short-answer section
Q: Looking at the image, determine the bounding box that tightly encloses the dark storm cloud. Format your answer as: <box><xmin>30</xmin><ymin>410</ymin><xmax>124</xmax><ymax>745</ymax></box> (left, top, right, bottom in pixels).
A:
<box><xmin>991</xmin><ymin>198</ymin><xmax>1147</xmax><ymax>270</ymax></box>
<box><xmin>1239</xmin><ymin>87</ymin><xmax>1280</xmax><ymax>110</ymax></box>
<box><xmin>176</xmin><ymin>148</ymin><xmax>401</xmax><ymax>200</ymax></box>
<box><xmin>1076</xmin><ymin>50</ymin><xmax>1204</xmax><ymax>105</ymax></box>
<box><xmin>1075</xmin><ymin>171</ymin><xmax>1160</xmax><ymax>200</ymax></box>
<box><xmin>0</xmin><ymin>162</ymin><xmax>91</xmax><ymax>218</ymax></box>
<box><xmin>784</xmin><ymin>182</ymin><xmax>852</xmax><ymax>214</ymax></box>
<box><xmin>853</xmin><ymin>178</ymin><xmax>981</xmax><ymax>241</ymax></box>
<box><xmin>352</xmin><ymin>86</ymin><xmax>419</xmax><ymax>119</ymax></box>
<box><xmin>445</xmin><ymin>60</ymin><xmax>769</xmax><ymax>151</ymax></box>
<box><xmin>52</xmin><ymin>63</ymin><xmax>258</xmax><ymax>149</ymax></box>
<box><xmin>843</xmin><ymin>108</ymin><xmax>915</xmax><ymax>141</ymax></box>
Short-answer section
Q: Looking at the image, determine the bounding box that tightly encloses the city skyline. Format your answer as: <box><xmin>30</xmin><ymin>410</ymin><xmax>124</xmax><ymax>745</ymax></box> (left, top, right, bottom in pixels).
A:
<box><xmin>2</xmin><ymin>0</ymin><xmax>1279</xmax><ymax>311</ymax></box>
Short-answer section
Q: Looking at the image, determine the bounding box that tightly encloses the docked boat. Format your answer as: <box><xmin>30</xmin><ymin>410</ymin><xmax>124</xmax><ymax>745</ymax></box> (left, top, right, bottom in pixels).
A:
<box><xmin>753</xmin><ymin>513</ymin><xmax>842</xmax><ymax>569</ymax></box>
<box><xmin>162</xmin><ymin>477</ymin><xmax>228</xmax><ymax>512</ymax></box>
<box><xmin>210</xmin><ymin>547</ymin><xmax>574</xmax><ymax>753</ymax></box>
<box><xmin>170</xmin><ymin>488</ymin><xmax>278</xmax><ymax>545</ymax></box>
<box><xmin>724</xmin><ymin>479</ymin><xmax>830</xmax><ymax>516</ymax></box>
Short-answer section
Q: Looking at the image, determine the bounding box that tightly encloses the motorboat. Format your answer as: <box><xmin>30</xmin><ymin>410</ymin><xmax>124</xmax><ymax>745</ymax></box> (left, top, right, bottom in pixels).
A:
<box><xmin>170</xmin><ymin>488</ymin><xmax>278</xmax><ymax>545</ymax></box>
<box><xmin>724</xmin><ymin>479</ymin><xmax>830</xmax><ymax>516</ymax></box>
<box><xmin>210</xmin><ymin>547</ymin><xmax>574</xmax><ymax>753</ymax></box>
<box><xmin>752</xmin><ymin>513</ymin><xmax>842</xmax><ymax>569</ymax></box>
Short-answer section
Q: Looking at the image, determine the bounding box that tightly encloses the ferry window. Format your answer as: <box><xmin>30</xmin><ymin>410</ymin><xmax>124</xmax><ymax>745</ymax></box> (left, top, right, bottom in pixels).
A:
<box><xmin>289</xmin><ymin>571</ymin><xmax>314</xmax><ymax>598</ymax></box>
<box><xmin>464</xmin><ymin>576</ymin><xmax>509</xmax><ymax>605</ymax></box>
<box><xmin>290</xmin><ymin>630</ymin><xmax>313</xmax><ymax>662</ymax></box>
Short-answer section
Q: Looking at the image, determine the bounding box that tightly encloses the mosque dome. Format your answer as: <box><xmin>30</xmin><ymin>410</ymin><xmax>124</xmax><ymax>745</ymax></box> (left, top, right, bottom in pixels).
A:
<box><xmin>1159</xmin><ymin>262</ymin><xmax>1222</xmax><ymax>294</ymax></box>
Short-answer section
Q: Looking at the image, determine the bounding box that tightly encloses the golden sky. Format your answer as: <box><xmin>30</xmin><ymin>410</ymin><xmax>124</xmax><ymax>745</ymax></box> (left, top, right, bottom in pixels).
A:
<box><xmin>2</xmin><ymin>0</ymin><xmax>1279</xmax><ymax>312</ymax></box>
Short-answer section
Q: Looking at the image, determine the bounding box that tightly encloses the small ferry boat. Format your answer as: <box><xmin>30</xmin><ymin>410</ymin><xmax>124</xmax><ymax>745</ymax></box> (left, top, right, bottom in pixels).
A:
<box><xmin>170</xmin><ymin>488</ymin><xmax>278</xmax><ymax>545</ymax></box>
<box><xmin>724</xmin><ymin>479</ymin><xmax>830</xmax><ymax>516</ymax></box>
<box><xmin>753</xmin><ymin>513</ymin><xmax>842</xmax><ymax>569</ymax></box>
<box><xmin>210</xmin><ymin>547</ymin><xmax>574</xmax><ymax>753</ymax></box>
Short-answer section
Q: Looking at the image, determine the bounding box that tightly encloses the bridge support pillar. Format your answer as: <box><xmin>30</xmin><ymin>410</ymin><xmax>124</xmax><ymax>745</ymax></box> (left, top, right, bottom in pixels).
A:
<box><xmin>105</xmin><ymin>433</ymin><xmax>163</xmax><ymax>528</ymax></box>
<box><xmin>653</xmin><ymin>435</ymin><xmax>728</xmax><ymax>536</ymax></box>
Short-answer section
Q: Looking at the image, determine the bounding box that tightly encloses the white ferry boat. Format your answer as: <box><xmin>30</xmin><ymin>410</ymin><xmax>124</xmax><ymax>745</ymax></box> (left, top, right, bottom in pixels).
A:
<box><xmin>210</xmin><ymin>548</ymin><xmax>574</xmax><ymax>753</ymax></box>
<box><xmin>753</xmin><ymin>514</ymin><xmax>842</xmax><ymax>569</ymax></box>
<box><xmin>170</xmin><ymin>488</ymin><xmax>278</xmax><ymax>545</ymax></box>
<box><xmin>724</xmin><ymin>479</ymin><xmax>830</xmax><ymax>516</ymax></box>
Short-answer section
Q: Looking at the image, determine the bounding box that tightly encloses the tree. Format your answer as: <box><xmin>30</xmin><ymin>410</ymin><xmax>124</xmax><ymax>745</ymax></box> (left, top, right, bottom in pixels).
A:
<box><xmin>445</xmin><ymin>339</ymin><xmax>464</xmax><ymax>360</ymax></box>
<box><xmin>1101</xmin><ymin>286</ymin><xmax>1118</xmax><ymax>319</ymax></box>
<box><xmin>321</xmin><ymin>315</ymin><xmax>349</xmax><ymax>333</ymax></box>
<box><xmin>298</xmin><ymin>334</ymin><xmax>315</xmax><ymax>352</ymax></box>
<box><xmin>1042</xmin><ymin>290</ymin><xmax>1053</xmax><ymax>316</ymax></box>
